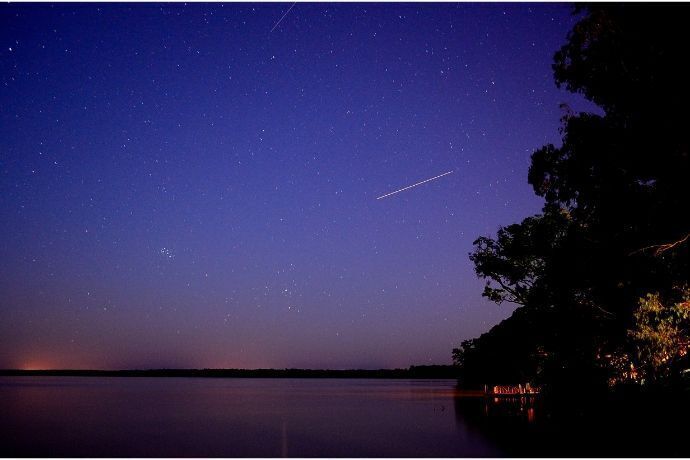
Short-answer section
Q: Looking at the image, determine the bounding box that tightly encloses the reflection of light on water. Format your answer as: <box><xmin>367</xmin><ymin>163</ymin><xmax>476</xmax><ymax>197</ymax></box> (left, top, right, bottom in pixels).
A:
<box><xmin>281</xmin><ymin>421</ymin><xmax>287</xmax><ymax>458</ymax></box>
<box><xmin>469</xmin><ymin>394</ymin><xmax>540</xmax><ymax>423</ymax></box>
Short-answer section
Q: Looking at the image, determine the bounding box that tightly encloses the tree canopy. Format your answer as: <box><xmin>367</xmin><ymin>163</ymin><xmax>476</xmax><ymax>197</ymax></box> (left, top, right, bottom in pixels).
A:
<box><xmin>456</xmin><ymin>4</ymin><xmax>690</xmax><ymax>391</ymax></box>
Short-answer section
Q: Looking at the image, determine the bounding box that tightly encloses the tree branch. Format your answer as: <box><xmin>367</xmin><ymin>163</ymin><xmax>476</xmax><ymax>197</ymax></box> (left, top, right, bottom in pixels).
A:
<box><xmin>489</xmin><ymin>274</ymin><xmax>527</xmax><ymax>306</ymax></box>
<box><xmin>629</xmin><ymin>232</ymin><xmax>690</xmax><ymax>257</ymax></box>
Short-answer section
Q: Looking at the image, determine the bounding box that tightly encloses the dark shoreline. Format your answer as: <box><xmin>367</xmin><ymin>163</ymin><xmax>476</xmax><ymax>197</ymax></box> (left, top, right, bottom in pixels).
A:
<box><xmin>0</xmin><ymin>365</ymin><xmax>459</xmax><ymax>379</ymax></box>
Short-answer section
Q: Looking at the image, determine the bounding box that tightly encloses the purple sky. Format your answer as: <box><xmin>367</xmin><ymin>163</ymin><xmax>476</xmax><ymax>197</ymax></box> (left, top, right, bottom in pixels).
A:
<box><xmin>0</xmin><ymin>3</ymin><xmax>598</xmax><ymax>370</ymax></box>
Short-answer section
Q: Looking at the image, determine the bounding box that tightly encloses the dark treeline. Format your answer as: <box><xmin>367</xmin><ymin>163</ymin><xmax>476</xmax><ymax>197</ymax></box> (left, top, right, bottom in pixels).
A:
<box><xmin>0</xmin><ymin>365</ymin><xmax>459</xmax><ymax>379</ymax></box>
<box><xmin>455</xmin><ymin>4</ymin><xmax>690</xmax><ymax>394</ymax></box>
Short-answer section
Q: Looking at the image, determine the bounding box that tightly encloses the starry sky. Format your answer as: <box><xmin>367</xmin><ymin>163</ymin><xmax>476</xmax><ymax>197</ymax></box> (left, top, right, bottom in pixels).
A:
<box><xmin>0</xmin><ymin>3</ymin><xmax>598</xmax><ymax>370</ymax></box>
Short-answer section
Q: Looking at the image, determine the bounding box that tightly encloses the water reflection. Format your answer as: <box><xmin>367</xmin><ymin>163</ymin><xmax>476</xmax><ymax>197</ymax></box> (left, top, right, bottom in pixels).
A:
<box><xmin>0</xmin><ymin>377</ymin><xmax>503</xmax><ymax>457</ymax></box>
<box><xmin>451</xmin><ymin>384</ymin><xmax>547</xmax><ymax>456</ymax></box>
<box><xmin>451</xmin><ymin>383</ymin><xmax>690</xmax><ymax>457</ymax></box>
<box><xmin>281</xmin><ymin>420</ymin><xmax>288</xmax><ymax>458</ymax></box>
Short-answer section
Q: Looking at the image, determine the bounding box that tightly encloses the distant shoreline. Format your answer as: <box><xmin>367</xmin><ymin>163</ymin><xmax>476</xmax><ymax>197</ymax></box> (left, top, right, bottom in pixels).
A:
<box><xmin>0</xmin><ymin>365</ymin><xmax>459</xmax><ymax>379</ymax></box>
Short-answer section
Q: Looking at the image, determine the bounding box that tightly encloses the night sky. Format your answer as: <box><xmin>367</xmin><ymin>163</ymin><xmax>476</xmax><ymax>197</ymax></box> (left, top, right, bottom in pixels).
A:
<box><xmin>0</xmin><ymin>3</ymin><xmax>598</xmax><ymax>370</ymax></box>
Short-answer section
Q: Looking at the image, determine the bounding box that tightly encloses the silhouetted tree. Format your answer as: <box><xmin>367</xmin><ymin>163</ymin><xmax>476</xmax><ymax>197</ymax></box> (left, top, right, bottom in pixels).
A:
<box><xmin>459</xmin><ymin>4</ymin><xmax>690</xmax><ymax>390</ymax></box>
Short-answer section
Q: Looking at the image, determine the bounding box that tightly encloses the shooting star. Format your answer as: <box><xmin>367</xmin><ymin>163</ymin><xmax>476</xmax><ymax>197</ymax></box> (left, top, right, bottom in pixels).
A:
<box><xmin>377</xmin><ymin>170</ymin><xmax>454</xmax><ymax>200</ymax></box>
<box><xmin>270</xmin><ymin>2</ymin><xmax>297</xmax><ymax>33</ymax></box>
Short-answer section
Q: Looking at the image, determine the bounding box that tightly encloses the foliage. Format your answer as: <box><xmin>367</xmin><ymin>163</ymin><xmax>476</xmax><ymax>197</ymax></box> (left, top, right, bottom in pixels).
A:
<box><xmin>452</xmin><ymin>306</ymin><xmax>548</xmax><ymax>387</ymax></box>
<box><xmin>470</xmin><ymin>213</ymin><xmax>567</xmax><ymax>306</ymax></box>
<box><xmin>628</xmin><ymin>287</ymin><xmax>690</xmax><ymax>385</ymax></box>
<box><xmin>458</xmin><ymin>4</ymin><xmax>690</xmax><ymax>390</ymax></box>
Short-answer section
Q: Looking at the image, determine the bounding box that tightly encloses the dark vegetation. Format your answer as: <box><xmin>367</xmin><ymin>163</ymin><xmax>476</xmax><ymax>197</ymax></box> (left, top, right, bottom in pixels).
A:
<box><xmin>455</xmin><ymin>4</ymin><xmax>690</xmax><ymax>394</ymax></box>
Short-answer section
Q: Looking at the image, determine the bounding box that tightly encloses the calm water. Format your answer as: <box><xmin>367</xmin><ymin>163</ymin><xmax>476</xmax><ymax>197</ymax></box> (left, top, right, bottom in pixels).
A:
<box><xmin>0</xmin><ymin>377</ymin><xmax>503</xmax><ymax>457</ymax></box>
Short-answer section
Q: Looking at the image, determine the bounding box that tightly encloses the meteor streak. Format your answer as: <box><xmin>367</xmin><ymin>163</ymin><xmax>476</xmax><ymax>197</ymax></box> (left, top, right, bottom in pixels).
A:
<box><xmin>376</xmin><ymin>170</ymin><xmax>454</xmax><ymax>200</ymax></box>
<box><xmin>270</xmin><ymin>2</ymin><xmax>296</xmax><ymax>33</ymax></box>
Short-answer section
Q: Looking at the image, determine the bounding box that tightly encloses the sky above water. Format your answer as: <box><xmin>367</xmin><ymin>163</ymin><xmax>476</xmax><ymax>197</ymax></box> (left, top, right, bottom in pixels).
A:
<box><xmin>0</xmin><ymin>3</ymin><xmax>598</xmax><ymax>370</ymax></box>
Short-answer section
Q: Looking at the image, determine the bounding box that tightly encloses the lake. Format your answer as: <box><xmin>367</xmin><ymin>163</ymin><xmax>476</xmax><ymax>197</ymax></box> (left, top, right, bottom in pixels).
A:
<box><xmin>0</xmin><ymin>377</ymin><xmax>503</xmax><ymax>457</ymax></box>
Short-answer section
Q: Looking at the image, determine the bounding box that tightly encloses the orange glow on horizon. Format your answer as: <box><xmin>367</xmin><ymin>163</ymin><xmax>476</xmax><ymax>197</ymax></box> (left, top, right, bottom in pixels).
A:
<box><xmin>20</xmin><ymin>361</ymin><xmax>55</xmax><ymax>371</ymax></box>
